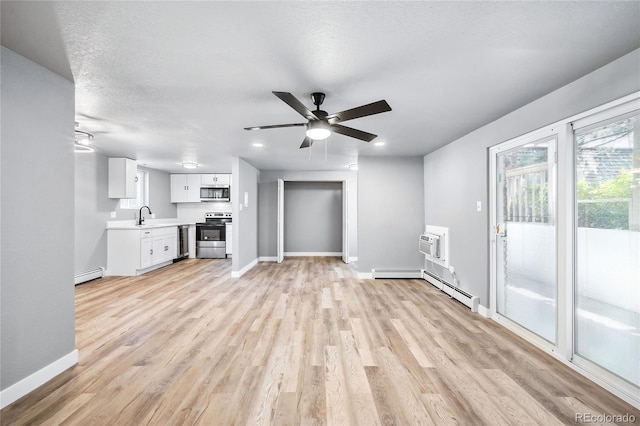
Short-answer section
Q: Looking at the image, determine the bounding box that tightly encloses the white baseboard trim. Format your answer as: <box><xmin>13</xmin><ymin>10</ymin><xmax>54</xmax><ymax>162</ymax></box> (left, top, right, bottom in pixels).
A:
<box><xmin>372</xmin><ymin>269</ymin><xmax>423</xmax><ymax>279</ymax></box>
<box><xmin>259</xmin><ymin>256</ymin><xmax>277</xmax><ymax>262</ymax></box>
<box><xmin>283</xmin><ymin>252</ymin><xmax>342</xmax><ymax>257</ymax></box>
<box><xmin>231</xmin><ymin>258</ymin><xmax>258</xmax><ymax>278</ymax></box>
<box><xmin>478</xmin><ymin>304</ymin><xmax>491</xmax><ymax>318</ymax></box>
<box><xmin>74</xmin><ymin>267</ymin><xmax>105</xmax><ymax>285</ymax></box>
<box><xmin>349</xmin><ymin>257</ymin><xmax>358</xmax><ymax>262</ymax></box>
<box><xmin>357</xmin><ymin>272</ymin><xmax>372</xmax><ymax>279</ymax></box>
<box><xmin>0</xmin><ymin>349</ymin><xmax>79</xmax><ymax>409</ymax></box>
<box><xmin>136</xmin><ymin>259</ymin><xmax>173</xmax><ymax>276</ymax></box>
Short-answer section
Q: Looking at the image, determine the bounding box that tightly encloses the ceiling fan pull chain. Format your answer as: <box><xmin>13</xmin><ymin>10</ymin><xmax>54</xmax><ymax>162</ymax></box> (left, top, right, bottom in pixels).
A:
<box><xmin>325</xmin><ymin>137</ymin><xmax>328</xmax><ymax>161</ymax></box>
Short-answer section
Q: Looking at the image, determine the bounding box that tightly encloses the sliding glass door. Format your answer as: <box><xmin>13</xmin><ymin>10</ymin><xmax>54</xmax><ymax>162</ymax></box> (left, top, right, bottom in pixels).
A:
<box><xmin>573</xmin><ymin>110</ymin><xmax>640</xmax><ymax>388</ymax></box>
<box><xmin>491</xmin><ymin>95</ymin><xmax>640</xmax><ymax>405</ymax></box>
<box><xmin>493</xmin><ymin>135</ymin><xmax>557</xmax><ymax>343</ymax></box>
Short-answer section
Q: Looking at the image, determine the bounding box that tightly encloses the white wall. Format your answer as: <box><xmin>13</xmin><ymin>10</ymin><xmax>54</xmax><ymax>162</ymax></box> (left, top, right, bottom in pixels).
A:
<box><xmin>232</xmin><ymin>158</ymin><xmax>259</xmax><ymax>274</ymax></box>
<box><xmin>577</xmin><ymin>227</ymin><xmax>640</xmax><ymax>313</ymax></box>
<box><xmin>176</xmin><ymin>201</ymin><xmax>232</xmax><ymax>223</ymax></box>
<box><xmin>424</xmin><ymin>48</ymin><xmax>640</xmax><ymax>307</ymax></box>
<box><xmin>505</xmin><ymin>224</ymin><xmax>640</xmax><ymax>313</ymax></box>
<box><xmin>358</xmin><ymin>156</ymin><xmax>425</xmax><ymax>273</ymax></box>
<box><xmin>1</xmin><ymin>47</ymin><xmax>76</xmax><ymax>392</ymax></box>
<box><xmin>506</xmin><ymin>223</ymin><xmax>556</xmax><ymax>289</ymax></box>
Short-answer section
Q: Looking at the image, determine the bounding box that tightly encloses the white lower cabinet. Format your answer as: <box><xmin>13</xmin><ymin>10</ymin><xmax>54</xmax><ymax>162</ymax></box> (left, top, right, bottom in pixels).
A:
<box><xmin>141</xmin><ymin>227</ymin><xmax>177</xmax><ymax>269</ymax></box>
<box><xmin>164</xmin><ymin>234</ymin><xmax>177</xmax><ymax>262</ymax></box>
<box><xmin>108</xmin><ymin>226</ymin><xmax>178</xmax><ymax>276</ymax></box>
<box><xmin>140</xmin><ymin>236</ymin><xmax>153</xmax><ymax>269</ymax></box>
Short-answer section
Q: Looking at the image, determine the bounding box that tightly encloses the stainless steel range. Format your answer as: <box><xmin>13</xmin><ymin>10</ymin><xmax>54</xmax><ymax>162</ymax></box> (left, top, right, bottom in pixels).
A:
<box><xmin>195</xmin><ymin>212</ymin><xmax>232</xmax><ymax>259</ymax></box>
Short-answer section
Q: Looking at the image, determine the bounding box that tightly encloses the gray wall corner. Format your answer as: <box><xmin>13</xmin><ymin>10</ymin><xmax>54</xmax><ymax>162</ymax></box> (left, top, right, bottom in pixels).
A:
<box><xmin>358</xmin><ymin>156</ymin><xmax>425</xmax><ymax>273</ymax></box>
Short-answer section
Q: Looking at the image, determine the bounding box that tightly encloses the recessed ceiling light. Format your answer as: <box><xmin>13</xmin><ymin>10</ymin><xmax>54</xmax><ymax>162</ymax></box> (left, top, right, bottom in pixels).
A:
<box><xmin>182</xmin><ymin>161</ymin><xmax>198</xmax><ymax>169</ymax></box>
<box><xmin>252</xmin><ymin>143</ymin><xmax>264</xmax><ymax>147</ymax></box>
<box><xmin>374</xmin><ymin>141</ymin><xmax>386</xmax><ymax>146</ymax></box>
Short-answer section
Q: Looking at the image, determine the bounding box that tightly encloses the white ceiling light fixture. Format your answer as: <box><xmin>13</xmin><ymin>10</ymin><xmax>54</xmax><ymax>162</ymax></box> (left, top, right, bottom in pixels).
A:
<box><xmin>182</xmin><ymin>161</ymin><xmax>198</xmax><ymax>169</ymax></box>
<box><xmin>74</xmin><ymin>126</ymin><xmax>94</xmax><ymax>153</ymax></box>
<box><xmin>306</xmin><ymin>120</ymin><xmax>331</xmax><ymax>141</ymax></box>
<box><xmin>374</xmin><ymin>141</ymin><xmax>386</xmax><ymax>146</ymax></box>
<box><xmin>252</xmin><ymin>142</ymin><xmax>264</xmax><ymax>147</ymax></box>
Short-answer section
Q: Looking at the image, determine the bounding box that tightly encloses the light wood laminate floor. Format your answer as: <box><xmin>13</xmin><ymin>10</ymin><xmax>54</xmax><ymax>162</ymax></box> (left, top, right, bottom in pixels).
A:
<box><xmin>1</xmin><ymin>257</ymin><xmax>638</xmax><ymax>425</ymax></box>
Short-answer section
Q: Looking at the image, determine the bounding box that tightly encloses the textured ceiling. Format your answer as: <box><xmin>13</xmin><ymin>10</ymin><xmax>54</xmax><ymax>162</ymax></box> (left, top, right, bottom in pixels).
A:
<box><xmin>2</xmin><ymin>1</ymin><xmax>639</xmax><ymax>173</ymax></box>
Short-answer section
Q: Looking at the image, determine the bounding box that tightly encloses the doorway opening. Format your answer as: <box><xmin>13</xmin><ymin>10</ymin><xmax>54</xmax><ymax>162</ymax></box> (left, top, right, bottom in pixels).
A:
<box><xmin>277</xmin><ymin>179</ymin><xmax>350</xmax><ymax>264</ymax></box>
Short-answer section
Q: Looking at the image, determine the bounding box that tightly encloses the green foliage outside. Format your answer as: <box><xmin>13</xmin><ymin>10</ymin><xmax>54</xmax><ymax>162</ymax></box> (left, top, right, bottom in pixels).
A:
<box><xmin>577</xmin><ymin>170</ymin><xmax>633</xmax><ymax>229</ymax></box>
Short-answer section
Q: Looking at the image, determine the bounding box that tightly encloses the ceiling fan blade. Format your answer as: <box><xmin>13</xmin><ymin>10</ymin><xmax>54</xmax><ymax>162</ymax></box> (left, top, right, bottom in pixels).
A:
<box><xmin>244</xmin><ymin>123</ymin><xmax>306</xmax><ymax>131</ymax></box>
<box><xmin>326</xmin><ymin>100</ymin><xmax>391</xmax><ymax>124</ymax></box>
<box><xmin>330</xmin><ymin>124</ymin><xmax>377</xmax><ymax>142</ymax></box>
<box><xmin>273</xmin><ymin>91</ymin><xmax>318</xmax><ymax>120</ymax></box>
<box><xmin>299</xmin><ymin>136</ymin><xmax>314</xmax><ymax>149</ymax></box>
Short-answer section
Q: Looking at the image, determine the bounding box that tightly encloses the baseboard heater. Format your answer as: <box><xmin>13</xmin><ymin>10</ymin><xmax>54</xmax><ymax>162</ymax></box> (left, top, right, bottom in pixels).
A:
<box><xmin>74</xmin><ymin>267</ymin><xmax>105</xmax><ymax>285</ymax></box>
<box><xmin>372</xmin><ymin>269</ymin><xmax>423</xmax><ymax>279</ymax></box>
<box><xmin>422</xmin><ymin>270</ymin><xmax>479</xmax><ymax>312</ymax></box>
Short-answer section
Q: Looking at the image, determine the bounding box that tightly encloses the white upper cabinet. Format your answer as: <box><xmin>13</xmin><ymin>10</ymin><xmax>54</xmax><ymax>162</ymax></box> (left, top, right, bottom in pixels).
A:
<box><xmin>170</xmin><ymin>174</ymin><xmax>201</xmax><ymax>203</ymax></box>
<box><xmin>108</xmin><ymin>158</ymin><xmax>137</xmax><ymax>199</ymax></box>
<box><xmin>201</xmin><ymin>173</ymin><xmax>230</xmax><ymax>186</ymax></box>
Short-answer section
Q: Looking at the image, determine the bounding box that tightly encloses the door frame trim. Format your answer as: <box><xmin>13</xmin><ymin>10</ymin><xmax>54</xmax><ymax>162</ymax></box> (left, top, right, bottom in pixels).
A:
<box><xmin>276</xmin><ymin>178</ymin><xmax>352</xmax><ymax>264</ymax></box>
<box><xmin>489</xmin><ymin>127</ymin><xmax>560</xmax><ymax>336</ymax></box>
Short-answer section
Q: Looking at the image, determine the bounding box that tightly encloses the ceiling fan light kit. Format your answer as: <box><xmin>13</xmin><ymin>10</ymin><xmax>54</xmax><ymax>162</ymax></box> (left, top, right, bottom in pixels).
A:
<box><xmin>244</xmin><ymin>91</ymin><xmax>391</xmax><ymax>149</ymax></box>
<box><xmin>306</xmin><ymin>120</ymin><xmax>331</xmax><ymax>140</ymax></box>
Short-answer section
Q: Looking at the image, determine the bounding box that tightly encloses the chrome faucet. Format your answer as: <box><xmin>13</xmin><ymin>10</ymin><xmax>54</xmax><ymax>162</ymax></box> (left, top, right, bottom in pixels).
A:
<box><xmin>138</xmin><ymin>206</ymin><xmax>152</xmax><ymax>225</ymax></box>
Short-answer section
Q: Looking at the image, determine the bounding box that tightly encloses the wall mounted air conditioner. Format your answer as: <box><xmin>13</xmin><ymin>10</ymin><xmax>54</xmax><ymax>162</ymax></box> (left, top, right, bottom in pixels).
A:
<box><xmin>419</xmin><ymin>233</ymin><xmax>441</xmax><ymax>259</ymax></box>
<box><xmin>419</xmin><ymin>225</ymin><xmax>449</xmax><ymax>268</ymax></box>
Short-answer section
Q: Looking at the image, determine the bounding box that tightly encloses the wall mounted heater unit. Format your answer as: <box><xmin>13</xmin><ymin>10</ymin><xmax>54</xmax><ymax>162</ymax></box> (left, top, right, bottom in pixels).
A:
<box><xmin>422</xmin><ymin>270</ymin><xmax>479</xmax><ymax>312</ymax></box>
<box><xmin>74</xmin><ymin>267</ymin><xmax>105</xmax><ymax>285</ymax></box>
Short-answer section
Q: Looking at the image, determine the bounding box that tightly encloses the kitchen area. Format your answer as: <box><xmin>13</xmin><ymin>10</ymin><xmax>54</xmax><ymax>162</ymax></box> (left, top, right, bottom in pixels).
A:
<box><xmin>75</xmin><ymin>155</ymin><xmax>236</xmax><ymax>282</ymax></box>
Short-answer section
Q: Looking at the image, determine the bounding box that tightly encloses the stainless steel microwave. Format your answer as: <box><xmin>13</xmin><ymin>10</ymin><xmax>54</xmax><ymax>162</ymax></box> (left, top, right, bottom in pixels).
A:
<box><xmin>200</xmin><ymin>186</ymin><xmax>230</xmax><ymax>202</ymax></box>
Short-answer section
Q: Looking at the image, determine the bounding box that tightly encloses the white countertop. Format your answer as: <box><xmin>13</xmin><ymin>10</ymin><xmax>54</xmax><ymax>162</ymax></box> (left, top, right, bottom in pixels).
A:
<box><xmin>106</xmin><ymin>219</ymin><xmax>195</xmax><ymax>230</ymax></box>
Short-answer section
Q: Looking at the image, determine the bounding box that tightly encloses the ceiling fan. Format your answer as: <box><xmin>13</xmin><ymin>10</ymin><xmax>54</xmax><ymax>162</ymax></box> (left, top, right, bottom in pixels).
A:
<box><xmin>244</xmin><ymin>91</ymin><xmax>391</xmax><ymax>148</ymax></box>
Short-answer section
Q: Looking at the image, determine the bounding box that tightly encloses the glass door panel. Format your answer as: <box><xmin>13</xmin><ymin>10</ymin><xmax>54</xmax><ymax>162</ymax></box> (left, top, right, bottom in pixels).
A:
<box><xmin>496</xmin><ymin>137</ymin><xmax>557</xmax><ymax>343</ymax></box>
<box><xmin>574</xmin><ymin>111</ymin><xmax>640</xmax><ymax>387</ymax></box>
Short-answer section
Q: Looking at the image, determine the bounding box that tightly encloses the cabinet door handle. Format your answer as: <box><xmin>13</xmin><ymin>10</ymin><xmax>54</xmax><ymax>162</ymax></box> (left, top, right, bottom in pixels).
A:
<box><xmin>164</xmin><ymin>246</ymin><xmax>168</xmax><ymax>251</ymax></box>
<box><xmin>150</xmin><ymin>249</ymin><xmax>153</xmax><ymax>255</ymax></box>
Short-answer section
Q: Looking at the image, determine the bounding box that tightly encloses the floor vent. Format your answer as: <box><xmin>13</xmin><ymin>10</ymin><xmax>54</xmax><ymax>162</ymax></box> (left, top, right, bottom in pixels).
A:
<box><xmin>422</xmin><ymin>270</ymin><xmax>479</xmax><ymax>312</ymax></box>
<box><xmin>74</xmin><ymin>267</ymin><xmax>105</xmax><ymax>285</ymax></box>
<box><xmin>372</xmin><ymin>269</ymin><xmax>423</xmax><ymax>279</ymax></box>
